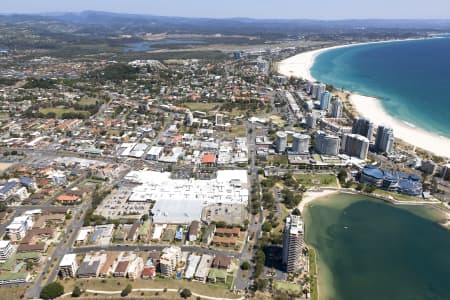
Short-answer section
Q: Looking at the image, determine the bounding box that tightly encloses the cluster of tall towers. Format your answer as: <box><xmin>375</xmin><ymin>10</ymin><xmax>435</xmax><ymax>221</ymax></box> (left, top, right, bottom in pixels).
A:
<box><xmin>307</xmin><ymin>82</ymin><xmax>343</xmax><ymax>118</ymax></box>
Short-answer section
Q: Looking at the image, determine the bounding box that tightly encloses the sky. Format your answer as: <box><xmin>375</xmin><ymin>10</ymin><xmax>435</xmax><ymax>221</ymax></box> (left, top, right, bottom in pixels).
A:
<box><xmin>1</xmin><ymin>0</ymin><xmax>449</xmax><ymax>20</ymax></box>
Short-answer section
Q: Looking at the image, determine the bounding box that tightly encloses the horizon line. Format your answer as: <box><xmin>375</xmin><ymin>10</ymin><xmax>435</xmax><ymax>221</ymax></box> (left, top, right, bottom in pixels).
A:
<box><xmin>1</xmin><ymin>10</ymin><xmax>450</xmax><ymax>22</ymax></box>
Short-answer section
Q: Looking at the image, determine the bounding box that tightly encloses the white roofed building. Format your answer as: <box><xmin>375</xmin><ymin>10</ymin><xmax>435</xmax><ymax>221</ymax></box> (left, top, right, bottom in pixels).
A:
<box><xmin>59</xmin><ymin>253</ymin><xmax>78</xmax><ymax>278</ymax></box>
<box><xmin>124</xmin><ymin>170</ymin><xmax>248</xmax><ymax>224</ymax></box>
<box><xmin>0</xmin><ymin>241</ymin><xmax>15</xmax><ymax>262</ymax></box>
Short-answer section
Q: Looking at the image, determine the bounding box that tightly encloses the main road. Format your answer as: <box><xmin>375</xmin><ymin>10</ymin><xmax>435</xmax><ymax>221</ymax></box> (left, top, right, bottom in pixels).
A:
<box><xmin>234</xmin><ymin>121</ymin><xmax>264</xmax><ymax>291</ymax></box>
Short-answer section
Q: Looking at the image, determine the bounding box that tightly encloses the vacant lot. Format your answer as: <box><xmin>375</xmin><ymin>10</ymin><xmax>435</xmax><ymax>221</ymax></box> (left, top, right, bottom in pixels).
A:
<box><xmin>0</xmin><ymin>285</ymin><xmax>28</xmax><ymax>300</ymax></box>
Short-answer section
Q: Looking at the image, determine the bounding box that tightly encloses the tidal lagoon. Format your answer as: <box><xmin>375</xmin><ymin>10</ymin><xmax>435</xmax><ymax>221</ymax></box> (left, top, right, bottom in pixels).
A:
<box><xmin>304</xmin><ymin>193</ymin><xmax>450</xmax><ymax>300</ymax></box>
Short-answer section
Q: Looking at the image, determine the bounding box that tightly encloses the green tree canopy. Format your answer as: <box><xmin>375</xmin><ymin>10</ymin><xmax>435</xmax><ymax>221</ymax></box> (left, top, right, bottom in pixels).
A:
<box><xmin>40</xmin><ymin>282</ymin><xmax>64</xmax><ymax>300</ymax></box>
<box><xmin>71</xmin><ymin>286</ymin><xmax>81</xmax><ymax>297</ymax></box>
<box><xmin>121</xmin><ymin>284</ymin><xmax>132</xmax><ymax>297</ymax></box>
<box><xmin>241</xmin><ymin>261</ymin><xmax>251</xmax><ymax>270</ymax></box>
<box><xmin>180</xmin><ymin>288</ymin><xmax>192</xmax><ymax>299</ymax></box>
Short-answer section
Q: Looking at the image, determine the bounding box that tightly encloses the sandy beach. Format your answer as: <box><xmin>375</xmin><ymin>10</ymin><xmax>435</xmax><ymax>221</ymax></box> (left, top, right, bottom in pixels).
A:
<box><xmin>349</xmin><ymin>94</ymin><xmax>450</xmax><ymax>158</ymax></box>
<box><xmin>278</xmin><ymin>39</ymin><xmax>450</xmax><ymax>158</ymax></box>
<box><xmin>299</xmin><ymin>189</ymin><xmax>339</xmax><ymax>213</ymax></box>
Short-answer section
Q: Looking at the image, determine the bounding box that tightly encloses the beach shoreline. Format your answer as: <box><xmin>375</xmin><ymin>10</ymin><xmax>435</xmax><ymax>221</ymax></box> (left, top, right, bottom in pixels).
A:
<box><xmin>278</xmin><ymin>38</ymin><xmax>450</xmax><ymax>158</ymax></box>
<box><xmin>302</xmin><ymin>191</ymin><xmax>450</xmax><ymax>300</ymax></box>
<box><xmin>299</xmin><ymin>189</ymin><xmax>339</xmax><ymax>213</ymax></box>
<box><xmin>300</xmin><ymin>190</ymin><xmax>338</xmax><ymax>300</ymax></box>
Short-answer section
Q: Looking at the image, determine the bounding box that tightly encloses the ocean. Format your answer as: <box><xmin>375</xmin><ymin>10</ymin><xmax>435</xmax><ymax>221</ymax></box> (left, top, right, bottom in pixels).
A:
<box><xmin>304</xmin><ymin>193</ymin><xmax>450</xmax><ymax>300</ymax></box>
<box><xmin>311</xmin><ymin>37</ymin><xmax>450</xmax><ymax>139</ymax></box>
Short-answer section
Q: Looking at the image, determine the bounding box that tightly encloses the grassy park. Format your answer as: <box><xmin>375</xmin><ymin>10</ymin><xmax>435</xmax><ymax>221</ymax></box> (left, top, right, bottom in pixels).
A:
<box><xmin>294</xmin><ymin>173</ymin><xmax>338</xmax><ymax>188</ymax></box>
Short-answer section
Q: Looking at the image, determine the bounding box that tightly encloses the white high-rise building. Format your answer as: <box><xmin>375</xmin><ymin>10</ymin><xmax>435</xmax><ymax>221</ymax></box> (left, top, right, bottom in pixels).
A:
<box><xmin>375</xmin><ymin>125</ymin><xmax>394</xmax><ymax>154</ymax></box>
<box><xmin>315</xmin><ymin>131</ymin><xmax>340</xmax><ymax>156</ymax></box>
<box><xmin>352</xmin><ymin>117</ymin><xmax>374</xmax><ymax>141</ymax></box>
<box><xmin>317</xmin><ymin>83</ymin><xmax>326</xmax><ymax>100</ymax></box>
<box><xmin>292</xmin><ymin>134</ymin><xmax>310</xmax><ymax>154</ymax></box>
<box><xmin>306</xmin><ymin>112</ymin><xmax>318</xmax><ymax>129</ymax></box>
<box><xmin>320</xmin><ymin>91</ymin><xmax>331</xmax><ymax>110</ymax></box>
<box><xmin>282</xmin><ymin>215</ymin><xmax>304</xmax><ymax>273</ymax></box>
<box><xmin>275</xmin><ymin>131</ymin><xmax>288</xmax><ymax>153</ymax></box>
<box><xmin>329</xmin><ymin>96</ymin><xmax>343</xmax><ymax>118</ymax></box>
<box><xmin>341</xmin><ymin>133</ymin><xmax>370</xmax><ymax>160</ymax></box>
<box><xmin>311</xmin><ymin>83</ymin><xmax>326</xmax><ymax>100</ymax></box>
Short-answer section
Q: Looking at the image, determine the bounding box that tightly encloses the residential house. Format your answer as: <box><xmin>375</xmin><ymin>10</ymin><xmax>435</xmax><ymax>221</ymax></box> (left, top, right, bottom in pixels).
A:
<box><xmin>212</xmin><ymin>236</ymin><xmax>237</xmax><ymax>247</ymax></box>
<box><xmin>113</xmin><ymin>260</ymin><xmax>129</xmax><ymax>277</ymax></box>
<box><xmin>201</xmin><ymin>152</ymin><xmax>216</xmax><ymax>167</ymax></box>
<box><xmin>212</xmin><ymin>255</ymin><xmax>232</xmax><ymax>270</ymax></box>
<box><xmin>99</xmin><ymin>253</ymin><xmax>119</xmax><ymax>278</ymax></box>
<box><xmin>194</xmin><ymin>254</ymin><xmax>213</xmax><ymax>282</ymax></box>
<box><xmin>215</xmin><ymin>227</ymin><xmax>240</xmax><ymax>237</ymax></box>
<box><xmin>188</xmin><ymin>220</ymin><xmax>201</xmax><ymax>242</ymax></box>
<box><xmin>56</xmin><ymin>195</ymin><xmax>80</xmax><ymax>205</ymax></box>
<box><xmin>202</xmin><ymin>224</ymin><xmax>216</xmax><ymax>245</ymax></box>
<box><xmin>127</xmin><ymin>256</ymin><xmax>144</xmax><ymax>279</ymax></box>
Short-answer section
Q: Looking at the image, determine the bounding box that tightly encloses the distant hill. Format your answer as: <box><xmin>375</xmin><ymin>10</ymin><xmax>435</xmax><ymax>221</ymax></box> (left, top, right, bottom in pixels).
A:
<box><xmin>1</xmin><ymin>11</ymin><xmax>449</xmax><ymax>53</ymax></box>
<box><xmin>2</xmin><ymin>11</ymin><xmax>450</xmax><ymax>36</ymax></box>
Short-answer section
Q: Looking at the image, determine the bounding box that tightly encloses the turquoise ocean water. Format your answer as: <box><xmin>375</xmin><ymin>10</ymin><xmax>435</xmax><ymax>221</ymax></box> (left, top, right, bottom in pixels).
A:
<box><xmin>311</xmin><ymin>37</ymin><xmax>450</xmax><ymax>138</ymax></box>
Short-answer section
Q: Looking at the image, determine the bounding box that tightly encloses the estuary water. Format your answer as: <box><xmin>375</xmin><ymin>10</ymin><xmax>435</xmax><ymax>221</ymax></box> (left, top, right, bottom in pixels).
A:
<box><xmin>304</xmin><ymin>193</ymin><xmax>450</xmax><ymax>300</ymax></box>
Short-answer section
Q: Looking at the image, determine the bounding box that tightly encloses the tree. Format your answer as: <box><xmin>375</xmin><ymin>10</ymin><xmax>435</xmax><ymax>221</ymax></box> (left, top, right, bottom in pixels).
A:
<box><xmin>26</xmin><ymin>260</ymin><xmax>34</xmax><ymax>271</ymax></box>
<box><xmin>355</xmin><ymin>183</ymin><xmax>365</xmax><ymax>191</ymax></box>
<box><xmin>254</xmin><ymin>278</ymin><xmax>268</xmax><ymax>291</ymax></box>
<box><xmin>343</xmin><ymin>181</ymin><xmax>352</xmax><ymax>188</ymax></box>
<box><xmin>121</xmin><ymin>284</ymin><xmax>132</xmax><ymax>297</ymax></box>
<box><xmin>71</xmin><ymin>286</ymin><xmax>81</xmax><ymax>298</ymax></box>
<box><xmin>180</xmin><ymin>288</ymin><xmax>192</xmax><ymax>299</ymax></box>
<box><xmin>262</xmin><ymin>192</ymin><xmax>275</xmax><ymax>209</ymax></box>
<box><xmin>292</xmin><ymin>208</ymin><xmax>301</xmax><ymax>216</ymax></box>
<box><xmin>337</xmin><ymin>169</ymin><xmax>347</xmax><ymax>183</ymax></box>
<box><xmin>282</xmin><ymin>189</ymin><xmax>302</xmax><ymax>209</ymax></box>
<box><xmin>364</xmin><ymin>185</ymin><xmax>376</xmax><ymax>193</ymax></box>
<box><xmin>274</xmin><ymin>292</ymin><xmax>289</xmax><ymax>300</ymax></box>
<box><xmin>40</xmin><ymin>282</ymin><xmax>64</xmax><ymax>300</ymax></box>
<box><xmin>253</xmin><ymin>249</ymin><xmax>266</xmax><ymax>278</ymax></box>
<box><xmin>241</xmin><ymin>261</ymin><xmax>251</xmax><ymax>270</ymax></box>
<box><xmin>262</xmin><ymin>221</ymin><xmax>272</xmax><ymax>232</ymax></box>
